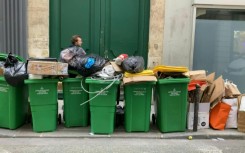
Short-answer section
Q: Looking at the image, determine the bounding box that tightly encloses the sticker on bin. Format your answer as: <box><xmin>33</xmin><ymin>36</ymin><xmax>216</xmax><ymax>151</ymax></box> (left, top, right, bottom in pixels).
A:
<box><xmin>99</xmin><ymin>90</ymin><xmax>109</xmax><ymax>96</ymax></box>
<box><xmin>35</xmin><ymin>87</ymin><xmax>50</xmax><ymax>95</ymax></box>
<box><xmin>0</xmin><ymin>86</ymin><xmax>8</xmax><ymax>92</ymax></box>
<box><xmin>168</xmin><ymin>88</ymin><xmax>181</xmax><ymax>96</ymax></box>
<box><xmin>133</xmin><ymin>88</ymin><xmax>146</xmax><ymax>96</ymax></box>
<box><xmin>69</xmin><ymin>87</ymin><xmax>83</xmax><ymax>95</ymax></box>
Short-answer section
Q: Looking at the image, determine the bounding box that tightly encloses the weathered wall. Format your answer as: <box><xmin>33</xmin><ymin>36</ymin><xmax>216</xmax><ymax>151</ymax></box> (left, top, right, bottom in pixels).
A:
<box><xmin>163</xmin><ymin>0</ymin><xmax>193</xmax><ymax>67</ymax></box>
<box><xmin>148</xmin><ymin>0</ymin><xmax>165</xmax><ymax>68</ymax></box>
<box><xmin>27</xmin><ymin>0</ymin><xmax>49</xmax><ymax>58</ymax></box>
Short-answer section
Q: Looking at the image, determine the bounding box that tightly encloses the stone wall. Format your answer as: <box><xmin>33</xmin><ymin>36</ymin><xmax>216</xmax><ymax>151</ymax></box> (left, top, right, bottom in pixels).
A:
<box><xmin>27</xmin><ymin>0</ymin><xmax>49</xmax><ymax>58</ymax></box>
<box><xmin>148</xmin><ymin>0</ymin><xmax>165</xmax><ymax>68</ymax></box>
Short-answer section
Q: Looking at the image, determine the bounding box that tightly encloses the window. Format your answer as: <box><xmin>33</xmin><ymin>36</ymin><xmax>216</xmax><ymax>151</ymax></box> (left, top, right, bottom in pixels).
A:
<box><xmin>193</xmin><ymin>8</ymin><xmax>245</xmax><ymax>93</ymax></box>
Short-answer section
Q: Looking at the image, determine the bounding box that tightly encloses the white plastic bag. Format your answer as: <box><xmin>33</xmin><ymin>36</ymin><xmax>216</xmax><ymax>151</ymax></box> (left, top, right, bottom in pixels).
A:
<box><xmin>222</xmin><ymin>98</ymin><xmax>238</xmax><ymax>128</ymax></box>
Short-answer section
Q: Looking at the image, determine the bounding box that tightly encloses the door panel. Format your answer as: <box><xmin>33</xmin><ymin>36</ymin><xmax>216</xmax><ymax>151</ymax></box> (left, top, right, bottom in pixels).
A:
<box><xmin>50</xmin><ymin>0</ymin><xmax>149</xmax><ymax>64</ymax></box>
<box><xmin>60</xmin><ymin>0</ymin><xmax>100</xmax><ymax>54</ymax></box>
<box><xmin>104</xmin><ymin>0</ymin><xmax>149</xmax><ymax>64</ymax></box>
<box><xmin>104</xmin><ymin>0</ymin><xmax>139</xmax><ymax>58</ymax></box>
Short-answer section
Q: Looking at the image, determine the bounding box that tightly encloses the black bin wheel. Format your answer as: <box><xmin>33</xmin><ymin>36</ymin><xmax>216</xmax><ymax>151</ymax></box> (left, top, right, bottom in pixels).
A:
<box><xmin>152</xmin><ymin>114</ymin><xmax>156</xmax><ymax>125</ymax></box>
<box><xmin>58</xmin><ymin>114</ymin><xmax>62</xmax><ymax>125</ymax></box>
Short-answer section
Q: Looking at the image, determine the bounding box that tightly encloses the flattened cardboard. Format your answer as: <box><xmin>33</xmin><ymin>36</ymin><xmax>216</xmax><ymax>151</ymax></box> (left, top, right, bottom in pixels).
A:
<box><xmin>123</xmin><ymin>76</ymin><xmax>157</xmax><ymax>84</ymax></box>
<box><xmin>210</xmin><ymin>76</ymin><xmax>224</xmax><ymax>104</ymax></box>
<box><xmin>229</xmin><ymin>83</ymin><xmax>241</xmax><ymax>96</ymax></box>
<box><xmin>188</xmin><ymin>103</ymin><xmax>210</xmax><ymax>129</ymax></box>
<box><xmin>200</xmin><ymin>84</ymin><xmax>208</xmax><ymax>102</ymax></box>
<box><xmin>185</xmin><ymin>70</ymin><xmax>206</xmax><ymax>81</ymax></box>
<box><xmin>28</xmin><ymin>61</ymin><xmax>68</xmax><ymax>75</ymax></box>
<box><xmin>238</xmin><ymin>95</ymin><xmax>245</xmax><ymax>132</ymax></box>
<box><xmin>199</xmin><ymin>73</ymin><xmax>216</xmax><ymax>103</ymax></box>
<box><xmin>0</xmin><ymin>67</ymin><xmax>3</xmax><ymax>76</ymax></box>
<box><xmin>57</xmin><ymin>62</ymin><xmax>68</xmax><ymax>75</ymax></box>
<box><xmin>110</xmin><ymin>61</ymin><xmax>123</xmax><ymax>72</ymax></box>
<box><xmin>207</xmin><ymin>72</ymin><xmax>215</xmax><ymax>84</ymax></box>
<box><xmin>238</xmin><ymin>112</ymin><xmax>245</xmax><ymax>132</ymax></box>
<box><xmin>201</xmin><ymin>84</ymin><xmax>215</xmax><ymax>102</ymax></box>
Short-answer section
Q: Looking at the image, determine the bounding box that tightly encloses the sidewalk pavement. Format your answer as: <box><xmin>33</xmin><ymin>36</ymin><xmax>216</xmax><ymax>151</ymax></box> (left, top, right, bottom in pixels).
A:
<box><xmin>1</xmin><ymin>101</ymin><xmax>243</xmax><ymax>140</ymax></box>
<box><xmin>0</xmin><ymin>124</ymin><xmax>245</xmax><ymax>140</ymax></box>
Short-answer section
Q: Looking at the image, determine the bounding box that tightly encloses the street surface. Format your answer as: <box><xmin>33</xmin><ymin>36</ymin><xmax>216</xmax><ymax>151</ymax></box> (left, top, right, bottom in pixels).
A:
<box><xmin>0</xmin><ymin>138</ymin><xmax>244</xmax><ymax>153</ymax></box>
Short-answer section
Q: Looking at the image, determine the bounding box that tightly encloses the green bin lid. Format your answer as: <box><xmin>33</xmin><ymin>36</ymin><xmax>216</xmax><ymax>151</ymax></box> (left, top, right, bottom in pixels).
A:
<box><xmin>157</xmin><ymin>78</ymin><xmax>190</xmax><ymax>84</ymax></box>
<box><xmin>0</xmin><ymin>76</ymin><xmax>5</xmax><ymax>82</ymax></box>
<box><xmin>124</xmin><ymin>81</ymin><xmax>156</xmax><ymax>85</ymax></box>
<box><xmin>62</xmin><ymin>78</ymin><xmax>84</xmax><ymax>83</ymax></box>
<box><xmin>0</xmin><ymin>53</ymin><xmax>25</xmax><ymax>62</ymax></box>
<box><xmin>25</xmin><ymin>79</ymin><xmax>59</xmax><ymax>84</ymax></box>
<box><xmin>85</xmin><ymin>78</ymin><xmax>120</xmax><ymax>85</ymax></box>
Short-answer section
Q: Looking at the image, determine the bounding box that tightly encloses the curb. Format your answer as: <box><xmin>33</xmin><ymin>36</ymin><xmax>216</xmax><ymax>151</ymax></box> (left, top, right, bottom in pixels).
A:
<box><xmin>0</xmin><ymin>133</ymin><xmax>245</xmax><ymax>140</ymax></box>
<box><xmin>0</xmin><ymin>125</ymin><xmax>245</xmax><ymax>139</ymax></box>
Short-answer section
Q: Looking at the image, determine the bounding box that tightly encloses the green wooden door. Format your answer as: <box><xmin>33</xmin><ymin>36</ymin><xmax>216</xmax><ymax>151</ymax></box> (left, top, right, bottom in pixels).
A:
<box><xmin>103</xmin><ymin>0</ymin><xmax>150</xmax><ymax>62</ymax></box>
<box><xmin>50</xmin><ymin>0</ymin><xmax>150</xmax><ymax>64</ymax></box>
<box><xmin>50</xmin><ymin>0</ymin><xmax>101</xmax><ymax>57</ymax></box>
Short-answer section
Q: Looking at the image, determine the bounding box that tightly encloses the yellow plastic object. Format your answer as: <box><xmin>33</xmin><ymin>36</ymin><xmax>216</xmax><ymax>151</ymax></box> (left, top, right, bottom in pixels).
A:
<box><xmin>153</xmin><ymin>65</ymin><xmax>189</xmax><ymax>73</ymax></box>
<box><xmin>124</xmin><ymin>70</ymin><xmax>155</xmax><ymax>78</ymax></box>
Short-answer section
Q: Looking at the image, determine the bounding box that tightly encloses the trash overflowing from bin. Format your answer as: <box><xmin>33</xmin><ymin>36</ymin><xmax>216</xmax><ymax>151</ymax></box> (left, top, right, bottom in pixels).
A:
<box><xmin>123</xmin><ymin>69</ymin><xmax>156</xmax><ymax>132</ymax></box>
<box><xmin>0</xmin><ymin>51</ymin><xmax>244</xmax><ymax>135</ymax></box>
<box><xmin>153</xmin><ymin>65</ymin><xmax>190</xmax><ymax>133</ymax></box>
<box><xmin>0</xmin><ymin>53</ymin><xmax>28</xmax><ymax>130</ymax></box>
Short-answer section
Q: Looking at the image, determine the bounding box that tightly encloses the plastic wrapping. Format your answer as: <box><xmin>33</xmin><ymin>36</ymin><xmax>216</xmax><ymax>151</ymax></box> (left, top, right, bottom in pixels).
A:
<box><xmin>4</xmin><ymin>54</ymin><xmax>28</xmax><ymax>87</ymax></box>
<box><xmin>76</xmin><ymin>54</ymin><xmax>107</xmax><ymax>77</ymax></box>
<box><xmin>60</xmin><ymin>46</ymin><xmax>86</xmax><ymax>68</ymax></box>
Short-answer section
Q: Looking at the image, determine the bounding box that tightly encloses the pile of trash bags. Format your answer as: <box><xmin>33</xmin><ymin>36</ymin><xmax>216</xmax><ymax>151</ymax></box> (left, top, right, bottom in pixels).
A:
<box><xmin>60</xmin><ymin>48</ymin><xmax>146</xmax><ymax>78</ymax></box>
<box><xmin>0</xmin><ymin>53</ymin><xmax>28</xmax><ymax>87</ymax></box>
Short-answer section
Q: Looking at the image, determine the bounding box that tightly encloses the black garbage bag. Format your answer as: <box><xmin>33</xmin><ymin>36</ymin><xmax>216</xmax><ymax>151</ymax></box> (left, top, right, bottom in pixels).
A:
<box><xmin>4</xmin><ymin>53</ymin><xmax>28</xmax><ymax>87</ymax></box>
<box><xmin>60</xmin><ymin>46</ymin><xmax>86</xmax><ymax>67</ymax></box>
<box><xmin>121</xmin><ymin>56</ymin><xmax>144</xmax><ymax>73</ymax></box>
<box><xmin>60</xmin><ymin>46</ymin><xmax>87</xmax><ymax>77</ymax></box>
<box><xmin>76</xmin><ymin>54</ymin><xmax>107</xmax><ymax>77</ymax></box>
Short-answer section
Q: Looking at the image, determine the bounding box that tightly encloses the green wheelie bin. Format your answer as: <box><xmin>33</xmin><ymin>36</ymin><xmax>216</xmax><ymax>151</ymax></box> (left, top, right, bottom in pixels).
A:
<box><xmin>0</xmin><ymin>77</ymin><xmax>28</xmax><ymax>129</ymax></box>
<box><xmin>62</xmin><ymin>78</ymin><xmax>89</xmax><ymax>127</ymax></box>
<box><xmin>25</xmin><ymin>79</ymin><xmax>59</xmax><ymax>132</ymax></box>
<box><xmin>156</xmin><ymin>78</ymin><xmax>189</xmax><ymax>133</ymax></box>
<box><xmin>124</xmin><ymin>81</ymin><xmax>156</xmax><ymax>132</ymax></box>
<box><xmin>0</xmin><ymin>53</ymin><xmax>28</xmax><ymax>129</ymax></box>
<box><xmin>86</xmin><ymin>78</ymin><xmax>120</xmax><ymax>134</ymax></box>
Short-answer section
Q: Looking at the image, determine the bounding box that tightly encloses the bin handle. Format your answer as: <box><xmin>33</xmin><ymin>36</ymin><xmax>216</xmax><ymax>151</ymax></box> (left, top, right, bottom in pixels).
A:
<box><xmin>80</xmin><ymin>78</ymin><xmax>118</xmax><ymax>106</ymax></box>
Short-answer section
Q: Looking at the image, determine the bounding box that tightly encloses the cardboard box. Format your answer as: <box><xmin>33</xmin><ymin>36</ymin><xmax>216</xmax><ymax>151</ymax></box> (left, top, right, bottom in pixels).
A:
<box><xmin>210</xmin><ymin>76</ymin><xmax>225</xmax><ymax>108</ymax></box>
<box><xmin>238</xmin><ymin>111</ymin><xmax>245</xmax><ymax>132</ymax></box>
<box><xmin>27</xmin><ymin>61</ymin><xmax>68</xmax><ymax>75</ymax></box>
<box><xmin>0</xmin><ymin>67</ymin><xmax>3</xmax><ymax>76</ymax></box>
<box><xmin>57</xmin><ymin>82</ymin><xmax>63</xmax><ymax>91</ymax></box>
<box><xmin>238</xmin><ymin>95</ymin><xmax>245</xmax><ymax>132</ymax></box>
<box><xmin>187</xmin><ymin>103</ymin><xmax>210</xmax><ymax>129</ymax></box>
<box><xmin>56</xmin><ymin>62</ymin><xmax>69</xmax><ymax>75</ymax></box>
<box><xmin>185</xmin><ymin>70</ymin><xmax>206</xmax><ymax>81</ymax></box>
<box><xmin>110</xmin><ymin>61</ymin><xmax>123</xmax><ymax>72</ymax></box>
<box><xmin>207</xmin><ymin>72</ymin><xmax>215</xmax><ymax>84</ymax></box>
<box><xmin>123</xmin><ymin>76</ymin><xmax>157</xmax><ymax>84</ymax></box>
